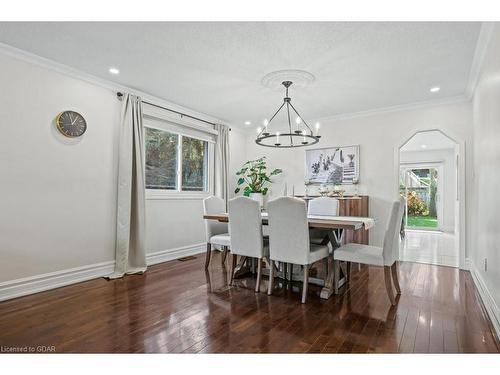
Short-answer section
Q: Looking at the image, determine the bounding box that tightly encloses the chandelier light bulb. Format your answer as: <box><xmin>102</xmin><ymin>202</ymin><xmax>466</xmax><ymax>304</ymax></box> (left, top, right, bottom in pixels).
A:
<box><xmin>296</xmin><ymin>117</ymin><xmax>302</xmax><ymax>124</ymax></box>
<box><xmin>257</xmin><ymin>127</ymin><xmax>262</xmax><ymax>134</ymax></box>
<box><xmin>315</xmin><ymin>122</ymin><xmax>321</xmax><ymax>137</ymax></box>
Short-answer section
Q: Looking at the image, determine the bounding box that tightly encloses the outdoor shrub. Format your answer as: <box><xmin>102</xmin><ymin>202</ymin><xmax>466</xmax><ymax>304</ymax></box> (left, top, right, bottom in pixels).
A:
<box><xmin>406</xmin><ymin>191</ymin><xmax>428</xmax><ymax>216</ymax></box>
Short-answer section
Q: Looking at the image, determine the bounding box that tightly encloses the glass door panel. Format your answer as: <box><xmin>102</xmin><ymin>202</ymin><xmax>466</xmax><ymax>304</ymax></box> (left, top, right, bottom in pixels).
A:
<box><xmin>400</xmin><ymin>167</ymin><xmax>439</xmax><ymax>230</ymax></box>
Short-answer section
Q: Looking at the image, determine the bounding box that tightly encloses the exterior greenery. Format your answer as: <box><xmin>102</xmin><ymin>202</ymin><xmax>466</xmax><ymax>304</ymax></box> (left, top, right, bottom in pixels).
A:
<box><xmin>145</xmin><ymin>127</ymin><xmax>207</xmax><ymax>191</ymax></box>
<box><xmin>406</xmin><ymin>216</ymin><xmax>438</xmax><ymax>228</ymax></box>
<box><xmin>400</xmin><ymin>167</ymin><xmax>439</xmax><ymax>229</ymax></box>
<box><xmin>145</xmin><ymin>127</ymin><xmax>178</xmax><ymax>190</ymax></box>
<box><xmin>181</xmin><ymin>136</ymin><xmax>207</xmax><ymax>191</ymax></box>
<box><xmin>234</xmin><ymin>157</ymin><xmax>282</xmax><ymax>196</ymax></box>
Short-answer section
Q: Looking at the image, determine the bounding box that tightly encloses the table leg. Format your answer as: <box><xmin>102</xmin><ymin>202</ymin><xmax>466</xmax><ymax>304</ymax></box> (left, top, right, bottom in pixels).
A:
<box><xmin>320</xmin><ymin>229</ymin><xmax>345</xmax><ymax>299</ymax></box>
<box><xmin>233</xmin><ymin>256</ymin><xmax>251</xmax><ymax>279</ymax></box>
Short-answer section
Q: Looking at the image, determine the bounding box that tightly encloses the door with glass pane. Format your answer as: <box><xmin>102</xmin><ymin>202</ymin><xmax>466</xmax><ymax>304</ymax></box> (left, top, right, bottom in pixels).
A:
<box><xmin>399</xmin><ymin>164</ymin><xmax>442</xmax><ymax>230</ymax></box>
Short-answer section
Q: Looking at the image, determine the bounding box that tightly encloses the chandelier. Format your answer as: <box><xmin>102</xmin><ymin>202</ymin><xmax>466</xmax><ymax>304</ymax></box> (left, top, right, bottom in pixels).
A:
<box><xmin>255</xmin><ymin>81</ymin><xmax>321</xmax><ymax>148</ymax></box>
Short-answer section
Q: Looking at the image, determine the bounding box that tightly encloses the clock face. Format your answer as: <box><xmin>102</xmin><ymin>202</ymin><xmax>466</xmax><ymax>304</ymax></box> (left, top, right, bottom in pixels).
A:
<box><xmin>56</xmin><ymin>111</ymin><xmax>87</xmax><ymax>138</ymax></box>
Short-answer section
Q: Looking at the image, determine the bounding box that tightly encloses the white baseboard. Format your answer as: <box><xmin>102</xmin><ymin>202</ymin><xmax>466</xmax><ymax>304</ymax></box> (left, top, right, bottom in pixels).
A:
<box><xmin>467</xmin><ymin>258</ymin><xmax>500</xmax><ymax>339</ymax></box>
<box><xmin>0</xmin><ymin>261</ymin><xmax>115</xmax><ymax>302</ymax></box>
<box><xmin>0</xmin><ymin>243</ymin><xmax>206</xmax><ymax>302</ymax></box>
<box><xmin>146</xmin><ymin>242</ymin><xmax>206</xmax><ymax>266</ymax></box>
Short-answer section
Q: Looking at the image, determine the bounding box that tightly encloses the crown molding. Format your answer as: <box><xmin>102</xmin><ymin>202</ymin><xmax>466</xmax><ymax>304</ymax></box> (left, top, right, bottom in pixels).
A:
<box><xmin>465</xmin><ymin>22</ymin><xmax>496</xmax><ymax>100</ymax></box>
<box><xmin>236</xmin><ymin>93</ymin><xmax>469</xmax><ymax>134</ymax></box>
<box><xmin>309</xmin><ymin>94</ymin><xmax>469</xmax><ymax>125</ymax></box>
<box><xmin>0</xmin><ymin>42</ymin><xmax>230</xmax><ymax>127</ymax></box>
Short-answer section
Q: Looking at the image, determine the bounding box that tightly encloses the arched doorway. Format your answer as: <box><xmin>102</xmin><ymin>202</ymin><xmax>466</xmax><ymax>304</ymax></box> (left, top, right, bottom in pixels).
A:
<box><xmin>397</xmin><ymin>130</ymin><xmax>463</xmax><ymax>268</ymax></box>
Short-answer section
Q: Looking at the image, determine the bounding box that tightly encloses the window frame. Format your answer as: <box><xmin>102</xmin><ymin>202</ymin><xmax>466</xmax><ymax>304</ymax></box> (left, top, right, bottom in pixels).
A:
<box><xmin>144</xmin><ymin>121</ymin><xmax>214</xmax><ymax>201</ymax></box>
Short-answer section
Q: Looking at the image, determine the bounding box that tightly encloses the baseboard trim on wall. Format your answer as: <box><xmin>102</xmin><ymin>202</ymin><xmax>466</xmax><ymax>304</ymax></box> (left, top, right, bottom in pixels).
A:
<box><xmin>146</xmin><ymin>243</ymin><xmax>206</xmax><ymax>266</ymax></box>
<box><xmin>0</xmin><ymin>261</ymin><xmax>115</xmax><ymax>302</ymax></box>
<box><xmin>467</xmin><ymin>258</ymin><xmax>500</xmax><ymax>340</ymax></box>
<box><xmin>0</xmin><ymin>243</ymin><xmax>207</xmax><ymax>302</ymax></box>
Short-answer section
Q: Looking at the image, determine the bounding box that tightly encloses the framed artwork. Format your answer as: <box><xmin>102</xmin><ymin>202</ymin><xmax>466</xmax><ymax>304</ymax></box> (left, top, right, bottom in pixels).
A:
<box><xmin>305</xmin><ymin>145</ymin><xmax>360</xmax><ymax>185</ymax></box>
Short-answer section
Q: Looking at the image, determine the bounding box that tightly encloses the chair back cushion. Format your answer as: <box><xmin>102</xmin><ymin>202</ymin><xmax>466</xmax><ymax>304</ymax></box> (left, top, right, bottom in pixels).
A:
<box><xmin>203</xmin><ymin>196</ymin><xmax>228</xmax><ymax>242</ymax></box>
<box><xmin>382</xmin><ymin>197</ymin><xmax>405</xmax><ymax>265</ymax></box>
<box><xmin>267</xmin><ymin>197</ymin><xmax>310</xmax><ymax>265</ymax></box>
<box><xmin>308</xmin><ymin>197</ymin><xmax>339</xmax><ymax>216</ymax></box>
<box><xmin>228</xmin><ymin>197</ymin><xmax>264</xmax><ymax>258</ymax></box>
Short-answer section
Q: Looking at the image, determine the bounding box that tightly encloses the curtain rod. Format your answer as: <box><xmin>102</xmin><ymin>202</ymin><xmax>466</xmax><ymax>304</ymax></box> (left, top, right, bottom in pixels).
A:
<box><xmin>116</xmin><ymin>92</ymin><xmax>228</xmax><ymax>129</ymax></box>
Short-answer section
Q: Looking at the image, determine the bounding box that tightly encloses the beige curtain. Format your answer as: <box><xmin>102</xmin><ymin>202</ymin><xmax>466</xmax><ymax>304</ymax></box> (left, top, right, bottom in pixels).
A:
<box><xmin>109</xmin><ymin>93</ymin><xmax>147</xmax><ymax>278</ymax></box>
<box><xmin>214</xmin><ymin>124</ymin><xmax>230</xmax><ymax>208</ymax></box>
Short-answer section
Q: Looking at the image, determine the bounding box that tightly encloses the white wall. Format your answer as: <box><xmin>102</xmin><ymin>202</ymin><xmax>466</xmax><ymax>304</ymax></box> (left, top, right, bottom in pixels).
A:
<box><xmin>228</xmin><ymin>127</ymin><xmax>249</xmax><ymax>199</ymax></box>
<box><xmin>0</xmin><ymin>53</ymin><xmax>120</xmax><ymax>283</ymax></box>
<box><xmin>244</xmin><ymin>101</ymin><xmax>473</xmax><ymax>249</ymax></box>
<box><xmin>400</xmin><ymin>147</ymin><xmax>457</xmax><ymax>232</ymax></box>
<box><xmin>470</xmin><ymin>23</ymin><xmax>500</xmax><ymax>333</ymax></box>
<box><xmin>0</xmin><ymin>51</ymin><xmax>244</xmax><ymax>290</ymax></box>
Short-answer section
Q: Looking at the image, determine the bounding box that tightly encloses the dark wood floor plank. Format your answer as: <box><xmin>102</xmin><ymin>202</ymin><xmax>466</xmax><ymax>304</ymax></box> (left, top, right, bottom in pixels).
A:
<box><xmin>0</xmin><ymin>254</ymin><xmax>498</xmax><ymax>354</ymax></box>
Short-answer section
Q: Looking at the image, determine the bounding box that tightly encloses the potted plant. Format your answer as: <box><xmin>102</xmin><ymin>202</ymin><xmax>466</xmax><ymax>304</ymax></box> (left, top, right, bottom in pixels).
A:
<box><xmin>234</xmin><ymin>157</ymin><xmax>282</xmax><ymax>207</ymax></box>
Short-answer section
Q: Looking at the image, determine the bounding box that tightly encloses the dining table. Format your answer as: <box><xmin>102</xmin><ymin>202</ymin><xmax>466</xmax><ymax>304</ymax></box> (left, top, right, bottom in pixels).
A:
<box><xmin>203</xmin><ymin>211</ymin><xmax>375</xmax><ymax>300</ymax></box>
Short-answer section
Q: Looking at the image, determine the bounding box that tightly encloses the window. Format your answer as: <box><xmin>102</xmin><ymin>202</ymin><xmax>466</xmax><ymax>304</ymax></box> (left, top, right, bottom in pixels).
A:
<box><xmin>182</xmin><ymin>136</ymin><xmax>208</xmax><ymax>191</ymax></box>
<box><xmin>145</xmin><ymin>126</ymin><xmax>210</xmax><ymax>194</ymax></box>
<box><xmin>145</xmin><ymin>127</ymin><xmax>178</xmax><ymax>190</ymax></box>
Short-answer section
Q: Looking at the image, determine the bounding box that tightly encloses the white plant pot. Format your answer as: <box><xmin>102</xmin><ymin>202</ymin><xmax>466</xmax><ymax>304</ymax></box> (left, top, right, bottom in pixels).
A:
<box><xmin>249</xmin><ymin>193</ymin><xmax>264</xmax><ymax>208</ymax></box>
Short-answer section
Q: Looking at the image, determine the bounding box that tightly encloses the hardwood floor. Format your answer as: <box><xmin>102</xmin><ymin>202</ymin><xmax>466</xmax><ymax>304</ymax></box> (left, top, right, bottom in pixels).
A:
<box><xmin>0</xmin><ymin>253</ymin><xmax>498</xmax><ymax>353</ymax></box>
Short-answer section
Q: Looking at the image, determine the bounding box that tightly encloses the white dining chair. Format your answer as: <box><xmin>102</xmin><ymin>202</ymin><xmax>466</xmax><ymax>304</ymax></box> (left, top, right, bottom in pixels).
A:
<box><xmin>228</xmin><ymin>197</ymin><xmax>269</xmax><ymax>292</ymax></box>
<box><xmin>267</xmin><ymin>197</ymin><xmax>330</xmax><ymax>303</ymax></box>
<box><xmin>203</xmin><ymin>196</ymin><xmax>231</xmax><ymax>269</ymax></box>
<box><xmin>308</xmin><ymin>197</ymin><xmax>340</xmax><ymax>245</ymax></box>
<box><xmin>308</xmin><ymin>196</ymin><xmax>339</xmax><ymax>216</ymax></box>
<box><xmin>333</xmin><ymin>198</ymin><xmax>405</xmax><ymax>305</ymax></box>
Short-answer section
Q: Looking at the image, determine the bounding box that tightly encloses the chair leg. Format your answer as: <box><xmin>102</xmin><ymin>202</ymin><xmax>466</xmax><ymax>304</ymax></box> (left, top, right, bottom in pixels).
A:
<box><xmin>230</xmin><ymin>253</ymin><xmax>237</xmax><ymax>286</ymax></box>
<box><xmin>221</xmin><ymin>247</ymin><xmax>228</xmax><ymax>266</ymax></box>
<box><xmin>301</xmin><ymin>265</ymin><xmax>309</xmax><ymax>304</ymax></box>
<box><xmin>282</xmin><ymin>262</ymin><xmax>287</xmax><ymax>281</ymax></box>
<box><xmin>333</xmin><ymin>259</ymin><xmax>340</xmax><ymax>294</ymax></box>
<box><xmin>267</xmin><ymin>260</ymin><xmax>275</xmax><ymax>295</ymax></box>
<box><xmin>255</xmin><ymin>258</ymin><xmax>262</xmax><ymax>293</ymax></box>
<box><xmin>204</xmin><ymin>243</ymin><xmax>212</xmax><ymax>269</ymax></box>
<box><xmin>384</xmin><ymin>266</ymin><xmax>396</xmax><ymax>305</ymax></box>
<box><xmin>232</xmin><ymin>252</ymin><xmax>237</xmax><ymax>269</ymax></box>
<box><xmin>323</xmin><ymin>257</ymin><xmax>329</xmax><ymax>280</ymax></box>
<box><xmin>347</xmin><ymin>262</ymin><xmax>352</xmax><ymax>281</ymax></box>
<box><xmin>288</xmin><ymin>263</ymin><xmax>293</xmax><ymax>281</ymax></box>
<box><xmin>391</xmin><ymin>262</ymin><xmax>401</xmax><ymax>294</ymax></box>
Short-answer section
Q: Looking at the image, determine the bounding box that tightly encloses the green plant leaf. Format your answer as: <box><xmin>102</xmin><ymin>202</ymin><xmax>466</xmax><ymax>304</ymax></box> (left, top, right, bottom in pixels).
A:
<box><xmin>270</xmin><ymin>168</ymin><xmax>283</xmax><ymax>176</ymax></box>
<box><xmin>243</xmin><ymin>186</ymin><xmax>252</xmax><ymax>197</ymax></box>
<box><xmin>234</xmin><ymin>188</ymin><xmax>240</xmax><ymax>194</ymax></box>
<box><xmin>237</xmin><ymin>177</ymin><xmax>245</xmax><ymax>185</ymax></box>
<box><xmin>262</xmin><ymin>187</ymin><xmax>268</xmax><ymax>196</ymax></box>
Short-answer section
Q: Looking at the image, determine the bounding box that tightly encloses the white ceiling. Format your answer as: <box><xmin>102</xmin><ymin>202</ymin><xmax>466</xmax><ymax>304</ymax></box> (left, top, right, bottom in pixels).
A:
<box><xmin>0</xmin><ymin>22</ymin><xmax>482</xmax><ymax>128</ymax></box>
<box><xmin>401</xmin><ymin>130</ymin><xmax>457</xmax><ymax>152</ymax></box>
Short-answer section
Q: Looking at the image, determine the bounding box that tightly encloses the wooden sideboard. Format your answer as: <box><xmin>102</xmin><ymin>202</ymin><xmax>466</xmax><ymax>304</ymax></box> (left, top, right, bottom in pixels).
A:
<box><xmin>296</xmin><ymin>195</ymin><xmax>370</xmax><ymax>245</ymax></box>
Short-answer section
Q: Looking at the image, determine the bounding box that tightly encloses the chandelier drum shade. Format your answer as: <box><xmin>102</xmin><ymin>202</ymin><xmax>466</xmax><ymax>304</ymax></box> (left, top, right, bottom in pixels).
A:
<box><xmin>255</xmin><ymin>81</ymin><xmax>320</xmax><ymax>148</ymax></box>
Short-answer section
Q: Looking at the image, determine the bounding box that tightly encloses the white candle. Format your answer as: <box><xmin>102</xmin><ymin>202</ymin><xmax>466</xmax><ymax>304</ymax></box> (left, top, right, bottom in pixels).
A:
<box><xmin>257</xmin><ymin>127</ymin><xmax>262</xmax><ymax>134</ymax></box>
<box><xmin>276</xmin><ymin>131</ymin><xmax>280</xmax><ymax>144</ymax></box>
<box><xmin>315</xmin><ymin>122</ymin><xmax>321</xmax><ymax>137</ymax></box>
<box><xmin>263</xmin><ymin>118</ymin><xmax>269</xmax><ymax>132</ymax></box>
<box><xmin>302</xmin><ymin>129</ymin><xmax>306</xmax><ymax>142</ymax></box>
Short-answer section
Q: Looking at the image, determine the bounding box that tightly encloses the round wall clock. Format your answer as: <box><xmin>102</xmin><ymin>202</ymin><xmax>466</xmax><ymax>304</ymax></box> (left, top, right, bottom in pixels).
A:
<box><xmin>55</xmin><ymin>111</ymin><xmax>87</xmax><ymax>137</ymax></box>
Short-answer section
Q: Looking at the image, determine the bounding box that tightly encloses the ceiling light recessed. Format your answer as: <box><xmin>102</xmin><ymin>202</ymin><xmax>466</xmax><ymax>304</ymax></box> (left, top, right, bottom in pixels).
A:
<box><xmin>244</xmin><ymin>121</ymin><xmax>251</xmax><ymax>125</ymax></box>
<box><xmin>430</xmin><ymin>86</ymin><xmax>440</xmax><ymax>93</ymax></box>
<box><xmin>109</xmin><ymin>67</ymin><xmax>120</xmax><ymax>75</ymax></box>
<box><xmin>421</xmin><ymin>144</ymin><xmax>427</xmax><ymax>149</ymax></box>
